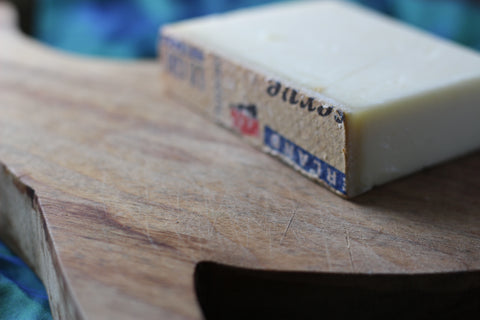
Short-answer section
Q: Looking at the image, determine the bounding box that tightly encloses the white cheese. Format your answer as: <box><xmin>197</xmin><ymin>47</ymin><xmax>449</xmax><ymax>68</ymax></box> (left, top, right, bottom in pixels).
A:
<box><xmin>161</xmin><ymin>0</ymin><xmax>480</xmax><ymax>197</ymax></box>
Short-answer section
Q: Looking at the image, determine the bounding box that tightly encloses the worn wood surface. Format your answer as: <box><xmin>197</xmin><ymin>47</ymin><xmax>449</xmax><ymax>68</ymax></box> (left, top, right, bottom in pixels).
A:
<box><xmin>0</xmin><ymin>4</ymin><xmax>479</xmax><ymax>319</ymax></box>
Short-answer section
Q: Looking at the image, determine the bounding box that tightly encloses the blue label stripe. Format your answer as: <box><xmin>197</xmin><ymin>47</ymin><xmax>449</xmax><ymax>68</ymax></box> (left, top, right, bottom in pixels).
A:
<box><xmin>162</xmin><ymin>36</ymin><xmax>204</xmax><ymax>61</ymax></box>
<box><xmin>264</xmin><ymin>126</ymin><xmax>346</xmax><ymax>194</ymax></box>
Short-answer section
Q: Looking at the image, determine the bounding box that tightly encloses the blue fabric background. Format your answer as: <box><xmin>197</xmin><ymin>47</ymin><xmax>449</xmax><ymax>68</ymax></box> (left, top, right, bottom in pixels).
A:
<box><xmin>33</xmin><ymin>0</ymin><xmax>480</xmax><ymax>58</ymax></box>
<box><xmin>34</xmin><ymin>0</ymin><xmax>291</xmax><ymax>58</ymax></box>
<box><xmin>1</xmin><ymin>0</ymin><xmax>479</xmax><ymax>319</ymax></box>
<box><xmin>0</xmin><ymin>242</ymin><xmax>51</xmax><ymax>319</ymax></box>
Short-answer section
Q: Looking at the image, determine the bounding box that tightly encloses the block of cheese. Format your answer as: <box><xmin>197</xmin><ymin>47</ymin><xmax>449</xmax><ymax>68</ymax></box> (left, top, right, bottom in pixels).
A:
<box><xmin>160</xmin><ymin>0</ymin><xmax>480</xmax><ymax>198</ymax></box>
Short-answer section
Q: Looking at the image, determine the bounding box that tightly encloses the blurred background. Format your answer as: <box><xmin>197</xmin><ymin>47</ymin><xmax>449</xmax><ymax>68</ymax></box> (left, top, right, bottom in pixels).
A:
<box><xmin>5</xmin><ymin>0</ymin><xmax>480</xmax><ymax>59</ymax></box>
<box><xmin>1</xmin><ymin>0</ymin><xmax>480</xmax><ymax>319</ymax></box>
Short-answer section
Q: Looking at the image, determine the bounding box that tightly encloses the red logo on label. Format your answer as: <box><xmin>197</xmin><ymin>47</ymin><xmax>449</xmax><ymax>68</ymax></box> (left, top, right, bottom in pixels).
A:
<box><xmin>230</xmin><ymin>104</ymin><xmax>259</xmax><ymax>136</ymax></box>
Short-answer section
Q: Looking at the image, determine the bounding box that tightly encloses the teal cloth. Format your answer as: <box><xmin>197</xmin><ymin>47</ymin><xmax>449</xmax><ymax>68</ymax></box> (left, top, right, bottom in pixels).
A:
<box><xmin>0</xmin><ymin>242</ymin><xmax>51</xmax><ymax>320</ymax></box>
<box><xmin>33</xmin><ymin>0</ymin><xmax>480</xmax><ymax>59</ymax></box>
<box><xmin>34</xmin><ymin>0</ymin><xmax>290</xmax><ymax>59</ymax></box>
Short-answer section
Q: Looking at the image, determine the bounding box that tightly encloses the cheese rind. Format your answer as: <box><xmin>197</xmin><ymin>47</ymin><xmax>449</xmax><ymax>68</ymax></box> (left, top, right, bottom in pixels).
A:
<box><xmin>160</xmin><ymin>1</ymin><xmax>480</xmax><ymax>197</ymax></box>
<box><xmin>161</xmin><ymin>38</ymin><xmax>349</xmax><ymax>195</ymax></box>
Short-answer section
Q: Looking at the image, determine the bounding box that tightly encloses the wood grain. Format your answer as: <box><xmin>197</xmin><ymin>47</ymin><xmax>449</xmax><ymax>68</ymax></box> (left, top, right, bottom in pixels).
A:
<box><xmin>0</xmin><ymin>4</ymin><xmax>479</xmax><ymax>319</ymax></box>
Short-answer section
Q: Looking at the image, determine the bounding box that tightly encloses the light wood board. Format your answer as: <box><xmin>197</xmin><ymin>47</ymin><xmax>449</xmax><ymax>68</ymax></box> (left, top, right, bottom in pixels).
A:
<box><xmin>0</xmin><ymin>4</ymin><xmax>479</xmax><ymax>319</ymax></box>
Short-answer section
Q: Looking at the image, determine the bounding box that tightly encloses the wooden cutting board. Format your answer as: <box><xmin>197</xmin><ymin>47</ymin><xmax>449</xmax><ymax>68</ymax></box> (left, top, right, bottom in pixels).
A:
<box><xmin>1</xmin><ymin>4</ymin><xmax>479</xmax><ymax>319</ymax></box>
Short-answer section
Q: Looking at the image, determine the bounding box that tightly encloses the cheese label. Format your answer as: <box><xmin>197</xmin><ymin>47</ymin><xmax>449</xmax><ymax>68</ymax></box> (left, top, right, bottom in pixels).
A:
<box><xmin>264</xmin><ymin>126</ymin><xmax>346</xmax><ymax>194</ymax></box>
<box><xmin>162</xmin><ymin>33</ymin><xmax>348</xmax><ymax>196</ymax></box>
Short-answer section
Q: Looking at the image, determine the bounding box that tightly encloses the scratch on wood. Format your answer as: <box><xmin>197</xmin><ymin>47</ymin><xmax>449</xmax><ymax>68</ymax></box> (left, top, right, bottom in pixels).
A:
<box><xmin>345</xmin><ymin>228</ymin><xmax>355</xmax><ymax>272</ymax></box>
<box><xmin>176</xmin><ymin>192</ymin><xmax>180</xmax><ymax>211</ymax></box>
<box><xmin>208</xmin><ymin>214</ymin><xmax>218</xmax><ymax>237</ymax></box>
<box><xmin>323</xmin><ymin>234</ymin><xmax>332</xmax><ymax>272</ymax></box>
<box><xmin>144</xmin><ymin>220</ymin><xmax>159</xmax><ymax>250</ymax></box>
<box><xmin>99</xmin><ymin>172</ymin><xmax>110</xmax><ymax>239</ymax></box>
<box><xmin>141</xmin><ymin>172</ymin><xmax>159</xmax><ymax>249</ymax></box>
<box><xmin>245</xmin><ymin>215</ymin><xmax>250</xmax><ymax>248</ymax></box>
<box><xmin>280</xmin><ymin>208</ymin><xmax>297</xmax><ymax>244</ymax></box>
